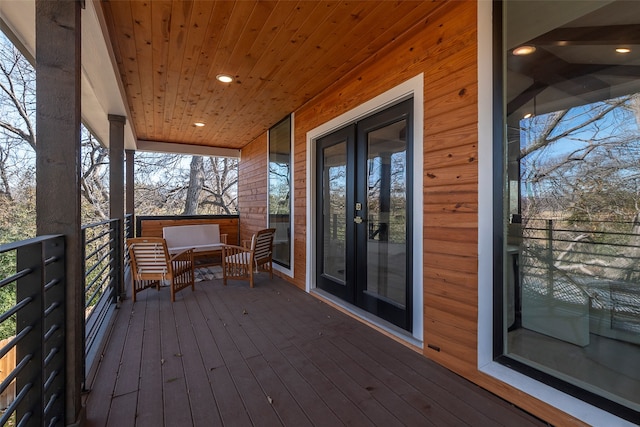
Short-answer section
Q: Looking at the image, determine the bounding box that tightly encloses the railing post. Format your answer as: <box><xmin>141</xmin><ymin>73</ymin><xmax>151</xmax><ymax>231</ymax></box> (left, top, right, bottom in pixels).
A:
<box><xmin>16</xmin><ymin>241</ymin><xmax>44</xmax><ymax>426</ymax></box>
<box><xmin>546</xmin><ymin>219</ymin><xmax>554</xmax><ymax>292</ymax></box>
<box><xmin>111</xmin><ymin>219</ymin><xmax>123</xmax><ymax>304</ymax></box>
<box><xmin>42</xmin><ymin>236</ymin><xmax>66</xmax><ymax>425</ymax></box>
<box><xmin>81</xmin><ymin>227</ymin><xmax>87</xmax><ymax>391</ymax></box>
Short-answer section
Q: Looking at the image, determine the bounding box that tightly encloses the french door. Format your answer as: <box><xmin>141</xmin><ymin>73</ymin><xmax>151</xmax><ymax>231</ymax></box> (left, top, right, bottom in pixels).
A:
<box><xmin>316</xmin><ymin>99</ymin><xmax>413</xmax><ymax>330</ymax></box>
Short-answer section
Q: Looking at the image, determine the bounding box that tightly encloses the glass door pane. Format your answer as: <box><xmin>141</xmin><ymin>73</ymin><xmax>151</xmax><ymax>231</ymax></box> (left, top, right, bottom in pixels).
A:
<box><xmin>316</xmin><ymin>124</ymin><xmax>355</xmax><ymax>302</ymax></box>
<box><xmin>322</xmin><ymin>142</ymin><xmax>347</xmax><ymax>283</ymax></box>
<box><xmin>315</xmin><ymin>99</ymin><xmax>412</xmax><ymax>329</ymax></box>
<box><xmin>365</xmin><ymin>121</ymin><xmax>407</xmax><ymax>308</ymax></box>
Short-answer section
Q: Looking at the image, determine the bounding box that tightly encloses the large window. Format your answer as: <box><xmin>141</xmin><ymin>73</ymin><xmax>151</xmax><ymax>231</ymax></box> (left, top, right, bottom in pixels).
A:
<box><xmin>499</xmin><ymin>1</ymin><xmax>640</xmax><ymax>420</ymax></box>
<box><xmin>268</xmin><ymin>115</ymin><xmax>292</xmax><ymax>269</ymax></box>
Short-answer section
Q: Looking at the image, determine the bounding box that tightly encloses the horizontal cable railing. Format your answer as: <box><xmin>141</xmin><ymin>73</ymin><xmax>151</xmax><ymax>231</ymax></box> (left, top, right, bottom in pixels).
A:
<box><xmin>124</xmin><ymin>213</ymin><xmax>134</xmax><ymax>239</ymax></box>
<box><xmin>82</xmin><ymin>218</ymin><xmax>121</xmax><ymax>381</ymax></box>
<box><xmin>513</xmin><ymin>218</ymin><xmax>640</xmax><ymax>333</ymax></box>
<box><xmin>518</xmin><ymin>218</ymin><xmax>640</xmax><ymax>279</ymax></box>
<box><xmin>0</xmin><ymin>235</ymin><xmax>66</xmax><ymax>426</ymax></box>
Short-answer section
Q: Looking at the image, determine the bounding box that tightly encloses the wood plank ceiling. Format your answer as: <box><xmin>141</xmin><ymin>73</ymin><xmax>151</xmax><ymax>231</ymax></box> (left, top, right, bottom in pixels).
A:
<box><xmin>100</xmin><ymin>0</ymin><xmax>444</xmax><ymax>151</ymax></box>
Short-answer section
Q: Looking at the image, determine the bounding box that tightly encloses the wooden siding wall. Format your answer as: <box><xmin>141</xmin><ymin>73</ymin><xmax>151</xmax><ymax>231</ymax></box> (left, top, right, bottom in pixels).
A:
<box><xmin>238</xmin><ymin>133</ymin><xmax>269</xmax><ymax>245</ymax></box>
<box><xmin>138</xmin><ymin>217</ymin><xmax>239</xmax><ymax>245</ymax></box>
<box><xmin>237</xmin><ymin>2</ymin><xmax>580</xmax><ymax>424</ymax></box>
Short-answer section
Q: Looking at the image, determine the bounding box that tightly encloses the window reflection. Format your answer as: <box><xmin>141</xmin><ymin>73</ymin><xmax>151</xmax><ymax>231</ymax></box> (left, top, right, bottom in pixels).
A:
<box><xmin>503</xmin><ymin>0</ymin><xmax>640</xmax><ymax>416</ymax></box>
<box><xmin>269</xmin><ymin>116</ymin><xmax>291</xmax><ymax>268</ymax></box>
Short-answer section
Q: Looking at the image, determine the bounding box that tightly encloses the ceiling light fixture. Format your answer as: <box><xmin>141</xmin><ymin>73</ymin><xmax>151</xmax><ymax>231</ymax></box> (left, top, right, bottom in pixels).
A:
<box><xmin>615</xmin><ymin>47</ymin><xmax>631</xmax><ymax>54</ymax></box>
<box><xmin>523</xmin><ymin>113</ymin><xmax>533</xmax><ymax>119</ymax></box>
<box><xmin>513</xmin><ymin>45</ymin><xmax>536</xmax><ymax>56</ymax></box>
<box><xmin>194</xmin><ymin>122</ymin><xmax>205</xmax><ymax>127</ymax></box>
<box><xmin>216</xmin><ymin>74</ymin><xmax>234</xmax><ymax>83</ymax></box>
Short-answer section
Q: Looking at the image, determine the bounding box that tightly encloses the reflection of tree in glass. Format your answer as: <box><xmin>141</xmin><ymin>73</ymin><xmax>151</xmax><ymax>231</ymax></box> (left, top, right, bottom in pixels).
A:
<box><xmin>269</xmin><ymin>162</ymin><xmax>290</xmax><ymax>214</ymax></box>
<box><xmin>518</xmin><ymin>93</ymin><xmax>640</xmax><ymax>283</ymax></box>
<box><xmin>367</xmin><ymin>152</ymin><xmax>406</xmax><ymax>243</ymax></box>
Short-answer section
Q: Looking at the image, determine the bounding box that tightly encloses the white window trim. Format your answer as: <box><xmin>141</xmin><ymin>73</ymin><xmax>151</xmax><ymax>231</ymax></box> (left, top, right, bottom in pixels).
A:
<box><xmin>305</xmin><ymin>74</ymin><xmax>424</xmax><ymax>345</ymax></box>
<box><xmin>476</xmin><ymin>2</ymin><xmax>633</xmax><ymax>425</ymax></box>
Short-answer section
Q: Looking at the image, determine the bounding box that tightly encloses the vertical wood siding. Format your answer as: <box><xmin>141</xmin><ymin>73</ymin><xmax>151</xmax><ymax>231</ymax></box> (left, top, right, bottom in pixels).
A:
<box><xmin>237</xmin><ymin>2</ymin><xmax>582</xmax><ymax>424</ymax></box>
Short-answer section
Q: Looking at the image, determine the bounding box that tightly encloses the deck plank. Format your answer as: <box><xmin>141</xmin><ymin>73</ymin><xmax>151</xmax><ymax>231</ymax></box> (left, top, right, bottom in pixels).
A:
<box><xmin>135</xmin><ymin>295</ymin><xmax>164</xmax><ymax>427</ymax></box>
<box><xmin>86</xmin><ymin>276</ymin><xmax>548</xmax><ymax>427</ymax></box>
<box><xmin>112</xmin><ymin>299</ymin><xmax>144</xmax><ymax>398</ymax></box>
<box><xmin>226</xmin><ymin>359</ymin><xmax>283</xmax><ymax>425</ymax></box>
<box><xmin>158</xmin><ymin>291</ymin><xmax>194</xmax><ymax>426</ymax></box>
<box><xmin>279</xmin><ymin>344</ymin><xmax>375</xmax><ymax>426</ymax></box>
<box><xmin>84</xmin><ymin>289</ymin><xmax>137</xmax><ymax>427</ymax></box>
<box><xmin>173</xmin><ymin>295</ymin><xmax>224</xmax><ymax>426</ymax></box>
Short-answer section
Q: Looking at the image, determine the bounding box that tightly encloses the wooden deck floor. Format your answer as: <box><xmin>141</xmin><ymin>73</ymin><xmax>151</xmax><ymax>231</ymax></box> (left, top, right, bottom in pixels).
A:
<box><xmin>84</xmin><ymin>274</ymin><xmax>548</xmax><ymax>427</ymax></box>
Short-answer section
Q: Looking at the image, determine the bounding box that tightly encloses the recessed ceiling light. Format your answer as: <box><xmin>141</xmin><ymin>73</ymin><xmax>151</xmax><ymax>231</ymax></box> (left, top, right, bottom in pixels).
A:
<box><xmin>513</xmin><ymin>45</ymin><xmax>536</xmax><ymax>56</ymax></box>
<box><xmin>523</xmin><ymin>113</ymin><xmax>533</xmax><ymax>119</ymax></box>
<box><xmin>216</xmin><ymin>74</ymin><xmax>234</xmax><ymax>83</ymax></box>
<box><xmin>616</xmin><ymin>47</ymin><xmax>631</xmax><ymax>54</ymax></box>
<box><xmin>194</xmin><ymin>122</ymin><xmax>205</xmax><ymax>127</ymax></box>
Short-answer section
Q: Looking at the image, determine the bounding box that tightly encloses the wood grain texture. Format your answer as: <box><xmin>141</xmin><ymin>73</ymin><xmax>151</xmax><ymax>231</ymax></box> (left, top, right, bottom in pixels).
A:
<box><xmin>139</xmin><ymin>217</ymin><xmax>239</xmax><ymax>245</ymax></box>
<box><xmin>237</xmin><ymin>132</ymin><xmax>269</xmax><ymax>245</ymax></box>
<box><xmin>236</xmin><ymin>1</ymin><xmax>586</xmax><ymax>424</ymax></box>
<box><xmin>85</xmin><ymin>276</ymin><xmax>547</xmax><ymax>427</ymax></box>
<box><xmin>100</xmin><ymin>0</ymin><xmax>445</xmax><ymax>149</ymax></box>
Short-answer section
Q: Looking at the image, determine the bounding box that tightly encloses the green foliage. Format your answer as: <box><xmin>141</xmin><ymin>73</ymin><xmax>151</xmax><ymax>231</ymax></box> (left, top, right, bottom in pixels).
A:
<box><xmin>0</xmin><ymin>193</ymin><xmax>35</xmax><ymax>341</ymax></box>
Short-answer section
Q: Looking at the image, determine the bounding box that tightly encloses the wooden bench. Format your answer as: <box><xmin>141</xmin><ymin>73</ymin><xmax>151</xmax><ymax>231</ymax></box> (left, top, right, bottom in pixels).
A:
<box><xmin>162</xmin><ymin>224</ymin><xmax>228</xmax><ymax>267</ymax></box>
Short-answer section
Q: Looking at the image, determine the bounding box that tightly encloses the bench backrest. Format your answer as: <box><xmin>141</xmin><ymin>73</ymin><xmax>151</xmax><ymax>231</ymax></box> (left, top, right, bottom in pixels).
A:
<box><xmin>163</xmin><ymin>224</ymin><xmax>221</xmax><ymax>247</ymax></box>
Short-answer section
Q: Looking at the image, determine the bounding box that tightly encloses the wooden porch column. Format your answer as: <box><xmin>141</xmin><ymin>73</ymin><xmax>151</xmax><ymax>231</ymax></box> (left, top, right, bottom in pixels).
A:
<box><xmin>109</xmin><ymin>115</ymin><xmax>126</xmax><ymax>299</ymax></box>
<box><xmin>35</xmin><ymin>0</ymin><xmax>84</xmax><ymax>425</ymax></box>
<box><xmin>126</xmin><ymin>149</ymin><xmax>135</xmax><ymax>231</ymax></box>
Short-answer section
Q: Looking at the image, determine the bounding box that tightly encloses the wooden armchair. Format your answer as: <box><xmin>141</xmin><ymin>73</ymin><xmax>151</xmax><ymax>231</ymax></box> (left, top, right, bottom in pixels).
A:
<box><xmin>222</xmin><ymin>228</ymin><xmax>275</xmax><ymax>288</ymax></box>
<box><xmin>127</xmin><ymin>237</ymin><xmax>195</xmax><ymax>302</ymax></box>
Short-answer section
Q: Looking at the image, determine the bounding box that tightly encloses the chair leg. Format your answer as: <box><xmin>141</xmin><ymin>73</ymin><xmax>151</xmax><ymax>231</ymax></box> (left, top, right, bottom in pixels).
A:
<box><xmin>269</xmin><ymin>260</ymin><xmax>273</xmax><ymax>279</ymax></box>
<box><xmin>249</xmin><ymin>266</ymin><xmax>254</xmax><ymax>288</ymax></box>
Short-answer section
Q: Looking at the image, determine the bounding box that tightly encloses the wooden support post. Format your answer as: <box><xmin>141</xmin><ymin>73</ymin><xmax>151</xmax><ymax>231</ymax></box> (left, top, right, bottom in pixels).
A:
<box><xmin>35</xmin><ymin>0</ymin><xmax>83</xmax><ymax>424</ymax></box>
<box><xmin>109</xmin><ymin>115</ymin><xmax>126</xmax><ymax>300</ymax></box>
<box><xmin>126</xmin><ymin>149</ymin><xmax>135</xmax><ymax>235</ymax></box>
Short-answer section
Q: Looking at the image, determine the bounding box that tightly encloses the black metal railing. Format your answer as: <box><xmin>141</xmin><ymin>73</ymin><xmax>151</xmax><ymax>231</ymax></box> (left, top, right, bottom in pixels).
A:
<box><xmin>124</xmin><ymin>213</ymin><xmax>134</xmax><ymax>239</ymax></box>
<box><xmin>0</xmin><ymin>235</ymin><xmax>66</xmax><ymax>426</ymax></box>
<box><xmin>82</xmin><ymin>218</ymin><xmax>123</xmax><ymax>380</ymax></box>
<box><xmin>518</xmin><ymin>218</ymin><xmax>640</xmax><ymax>283</ymax></box>
<box><xmin>514</xmin><ymin>218</ymin><xmax>640</xmax><ymax>333</ymax></box>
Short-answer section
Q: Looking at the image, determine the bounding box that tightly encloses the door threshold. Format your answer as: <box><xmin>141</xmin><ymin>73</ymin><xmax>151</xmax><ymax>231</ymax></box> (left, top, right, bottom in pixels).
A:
<box><xmin>310</xmin><ymin>288</ymin><xmax>423</xmax><ymax>352</ymax></box>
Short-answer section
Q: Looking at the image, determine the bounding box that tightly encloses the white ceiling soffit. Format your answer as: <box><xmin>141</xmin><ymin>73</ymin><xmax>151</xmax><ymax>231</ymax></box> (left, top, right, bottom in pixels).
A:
<box><xmin>0</xmin><ymin>0</ymin><xmax>136</xmax><ymax>150</ymax></box>
<box><xmin>137</xmin><ymin>140</ymin><xmax>241</xmax><ymax>159</ymax></box>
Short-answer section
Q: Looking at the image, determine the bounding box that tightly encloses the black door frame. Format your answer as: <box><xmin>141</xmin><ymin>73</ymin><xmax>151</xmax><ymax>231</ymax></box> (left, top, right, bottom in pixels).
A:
<box><xmin>315</xmin><ymin>99</ymin><xmax>413</xmax><ymax>330</ymax></box>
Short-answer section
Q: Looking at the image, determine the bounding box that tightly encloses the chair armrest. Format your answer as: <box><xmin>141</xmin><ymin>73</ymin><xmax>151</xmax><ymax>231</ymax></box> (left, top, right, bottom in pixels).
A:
<box><xmin>222</xmin><ymin>244</ymin><xmax>249</xmax><ymax>254</ymax></box>
<box><xmin>222</xmin><ymin>245</ymin><xmax>251</xmax><ymax>266</ymax></box>
<box><xmin>221</xmin><ymin>233</ymin><xmax>228</xmax><ymax>244</ymax></box>
<box><xmin>170</xmin><ymin>248</ymin><xmax>194</xmax><ymax>263</ymax></box>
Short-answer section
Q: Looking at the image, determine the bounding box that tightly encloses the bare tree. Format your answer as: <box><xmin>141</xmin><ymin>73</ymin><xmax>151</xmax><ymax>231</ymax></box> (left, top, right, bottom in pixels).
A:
<box><xmin>81</xmin><ymin>130</ymin><xmax>110</xmax><ymax>222</ymax></box>
<box><xmin>0</xmin><ymin>36</ymin><xmax>35</xmax><ymax>202</ymax></box>
<box><xmin>518</xmin><ymin>94</ymin><xmax>640</xmax><ymax>283</ymax></box>
<box><xmin>183</xmin><ymin>155</ymin><xmax>204</xmax><ymax>215</ymax></box>
<box><xmin>133</xmin><ymin>153</ymin><xmax>238</xmax><ymax>216</ymax></box>
<box><xmin>202</xmin><ymin>157</ymin><xmax>238</xmax><ymax>214</ymax></box>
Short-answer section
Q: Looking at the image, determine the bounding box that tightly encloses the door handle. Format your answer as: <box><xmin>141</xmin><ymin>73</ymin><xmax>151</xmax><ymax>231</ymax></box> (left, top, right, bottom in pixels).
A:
<box><xmin>354</xmin><ymin>216</ymin><xmax>363</xmax><ymax>224</ymax></box>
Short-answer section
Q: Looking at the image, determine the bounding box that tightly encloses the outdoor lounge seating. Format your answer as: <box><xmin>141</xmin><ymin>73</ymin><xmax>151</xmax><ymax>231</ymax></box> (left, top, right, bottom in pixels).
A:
<box><xmin>222</xmin><ymin>228</ymin><xmax>275</xmax><ymax>288</ymax></box>
<box><xmin>127</xmin><ymin>237</ymin><xmax>195</xmax><ymax>302</ymax></box>
<box><xmin>162</xmin><ymin>223</ymin><xmax>228</xmax><ymax>266</ymax></box>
